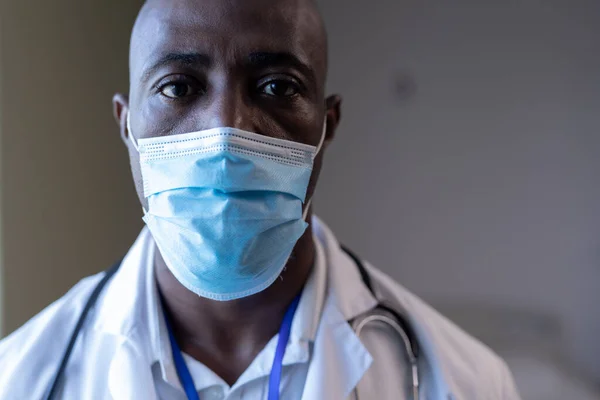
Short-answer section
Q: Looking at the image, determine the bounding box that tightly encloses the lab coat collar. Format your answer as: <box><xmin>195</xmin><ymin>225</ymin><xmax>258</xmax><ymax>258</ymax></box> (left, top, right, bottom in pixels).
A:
<box><xmin>91</xmin><ymin>228</ymin><xmax>165</xmax><ymax>399</ymax></box>
<box><xmin>312</xmin><ymin>216</ymin><xmax>379</xmax><ymax>322</ymax></box>
<box><xmin>298</xmin><ymin>216</ymin><xmax>378</xmax><ymax>399</ymax></box>
<box><xmin>91</xmin><ymin>227</ymin><xmax>153</xmax><ymax>339</ymax></box>
<box><xmin>92</xmin><ymin>228</ymin><xmax>198</xmax><ymax>397</ymax></box>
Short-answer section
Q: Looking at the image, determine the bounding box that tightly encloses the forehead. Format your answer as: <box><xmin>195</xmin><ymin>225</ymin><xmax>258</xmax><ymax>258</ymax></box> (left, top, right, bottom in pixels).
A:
<box><xmin>130</xmin><ymin>0</ymin><xmax>326</xmax><ymax>82</ymax></box>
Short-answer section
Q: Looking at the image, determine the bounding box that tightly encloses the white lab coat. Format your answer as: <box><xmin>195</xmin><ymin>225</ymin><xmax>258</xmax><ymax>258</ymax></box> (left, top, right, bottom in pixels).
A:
<box><xmin>0</xmin><ymin>217</ymin><xmax>520</xmax><ymax>400</ymax></box>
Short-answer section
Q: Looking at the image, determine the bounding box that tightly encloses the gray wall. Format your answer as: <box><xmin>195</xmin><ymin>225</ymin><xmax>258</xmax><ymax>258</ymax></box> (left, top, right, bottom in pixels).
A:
<box><xmin>316</xmin><ymin>0</ymin><xmax>600</xmax><ymax>381</ymax></box>
<box><xmin>0</xmin><ymin>1</ymin><xmax>143</xmax><ymax>335</ymax></box>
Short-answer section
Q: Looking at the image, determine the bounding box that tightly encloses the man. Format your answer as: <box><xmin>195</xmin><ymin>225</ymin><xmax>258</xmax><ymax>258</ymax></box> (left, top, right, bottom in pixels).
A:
<box><xmin>0</xmin><ymin>0</ymin><xmax>521</xmax><ymax>399</ymax></box>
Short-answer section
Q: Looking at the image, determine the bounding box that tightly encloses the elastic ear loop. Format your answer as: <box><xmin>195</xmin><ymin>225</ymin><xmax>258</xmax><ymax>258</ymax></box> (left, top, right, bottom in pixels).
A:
<box><xmin>127</xmin><ymin>112</ymin><xmax>148</xmax><ymax>213</ymax></box>
<box><xmin>126</xmin><ymin>111</ymin><xmax>140</xmax><ymax>151</ymax></box>
<box><xmin>302</xmin><ymin>118</ymin><xmax>328</xmax><ymax>221</ymax></box>
<box><xmin>314</xmin><ymin>117</ymin><xmax>328</xmax><ymax>156</ymax></box>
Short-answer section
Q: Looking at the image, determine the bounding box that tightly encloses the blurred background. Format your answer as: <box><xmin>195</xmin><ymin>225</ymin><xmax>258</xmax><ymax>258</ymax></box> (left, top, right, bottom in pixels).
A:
<box><xmin>0</xmin><ymin>1</ymin><xmax>599</xmax><ymax>399</ymax></box>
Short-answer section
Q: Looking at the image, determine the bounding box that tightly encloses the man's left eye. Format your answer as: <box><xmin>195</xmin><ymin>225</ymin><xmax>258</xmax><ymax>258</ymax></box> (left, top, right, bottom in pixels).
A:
<box><xmin>260</xmin><ymin>80</ymin><xmax>300</xmax><ymax>97</ymax></box>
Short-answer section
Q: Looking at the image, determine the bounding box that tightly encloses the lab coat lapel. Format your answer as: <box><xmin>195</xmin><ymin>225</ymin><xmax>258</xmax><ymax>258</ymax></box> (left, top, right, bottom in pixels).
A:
<box><xmin>362</xmin><ymin>264</ymin><xmax>460</xmax><ymax>399</ymax></box>
<box><xmin>300</xmin><ymin>294</ymin><xmax>373</xmax><ymax>400</ymax></box>
<box><xmin>313</xmin><ymin>216</ymin><xmax>455</xmax><ymax>399</ymax></box>
<box><xmin>96</xmin><ymin>229</ymin><xmax>163</xmax><ymax>400</ymax></box>
<box><xmin>108</xmin><ymin>338</ymin><xmax>159</xmax><ymax>400</ymax></box>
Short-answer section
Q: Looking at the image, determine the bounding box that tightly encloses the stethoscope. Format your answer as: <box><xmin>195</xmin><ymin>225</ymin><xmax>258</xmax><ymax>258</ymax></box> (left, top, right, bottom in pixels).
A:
<box><xmin>45</xmin><ymin>247</ymin><xmax>421</xmax><ymax>400</ymax></box>
<box><xmin>342</xmin><ymin>246</ymin><xmax>421</xmax><ymax>400</ymax></box>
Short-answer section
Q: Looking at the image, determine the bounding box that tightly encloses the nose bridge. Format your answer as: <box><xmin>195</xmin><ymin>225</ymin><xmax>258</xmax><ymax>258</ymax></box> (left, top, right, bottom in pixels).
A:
<box><xmin>207</xmin><ymin>81</ymin><xmax>252</xmax><ymax>131</ymax></box>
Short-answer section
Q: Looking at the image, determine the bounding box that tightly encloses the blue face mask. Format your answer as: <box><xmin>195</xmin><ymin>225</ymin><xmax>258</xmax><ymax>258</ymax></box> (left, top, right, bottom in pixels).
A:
<box><xmin>128</xmin><ymin>115</ymin><xmax>326</xmax><ymax>301</ymax></box>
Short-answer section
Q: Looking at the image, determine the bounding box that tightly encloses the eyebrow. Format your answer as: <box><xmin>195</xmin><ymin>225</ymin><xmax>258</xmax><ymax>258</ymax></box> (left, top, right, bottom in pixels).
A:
<box><xmin>246</xmin><ymin>52</ymin><xmax>315</xmax><ymax>83</ymax></box>
<box><xmin>140</xmin><ymin>51</ymin><xmax>316</xmax><ymax>85</ymax></box>
<box><xmin>141</xmin><ymin>52</ymin><xmax>211</xmax><ymax>83</ymax></box>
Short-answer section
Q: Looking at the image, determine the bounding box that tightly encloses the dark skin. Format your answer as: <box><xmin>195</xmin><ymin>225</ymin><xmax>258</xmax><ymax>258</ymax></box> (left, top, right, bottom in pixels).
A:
<box><xmin>113</xmin><ymin>0</ymin><xmax>341</xmax><ymax>386</ymax></box>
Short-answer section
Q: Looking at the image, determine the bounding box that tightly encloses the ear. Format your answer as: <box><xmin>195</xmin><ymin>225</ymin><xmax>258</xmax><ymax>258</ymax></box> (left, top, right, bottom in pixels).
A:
<box><xmin>325</xmin><ymin>94</ymin><xmax>342</xmax><ymax>143</ymax></box>
<box><xmin>112</xmin><ymin>93</ymin><xmax>130</xmax><ymax>144</ymax></box>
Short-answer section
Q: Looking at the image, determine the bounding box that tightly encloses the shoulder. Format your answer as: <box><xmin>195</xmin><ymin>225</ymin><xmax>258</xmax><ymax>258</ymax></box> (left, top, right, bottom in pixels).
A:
<box><xmin>365</xmin><ymin>263</ymin><xmax>521</xmax><ymax>399</ymax></box>
<box><xmin>0</xmin><ymin>273</ymin><xmax>104</xmax><ymax>396</ymax></box>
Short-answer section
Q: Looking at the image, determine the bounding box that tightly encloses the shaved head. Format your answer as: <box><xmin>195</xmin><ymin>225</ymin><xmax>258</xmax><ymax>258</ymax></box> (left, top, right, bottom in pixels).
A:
<box><xmin>114</xmin><ymin>0</ymin><xmax>340</xmax><ymax>210</ymax></box>
<box><xmin>130</xmin><ymin>0</ymin><xmax>328</xmax><ymax>96</ymax></box>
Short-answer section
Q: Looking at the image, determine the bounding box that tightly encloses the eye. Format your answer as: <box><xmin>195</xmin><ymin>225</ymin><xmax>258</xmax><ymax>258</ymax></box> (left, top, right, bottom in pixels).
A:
<box><xmin>260</xmin><ymin>79</ymin><xmax>300</xmax><ymax>97</ymax></box>
<box><xmin>159</xmin><ymin>82</ymin><xmax>196</xmax><ymax>99</ymax></box>
<box><xmin>156</xmin><ymin>75</ymin><xmax>205</xmax><ymax>100</ymax></box>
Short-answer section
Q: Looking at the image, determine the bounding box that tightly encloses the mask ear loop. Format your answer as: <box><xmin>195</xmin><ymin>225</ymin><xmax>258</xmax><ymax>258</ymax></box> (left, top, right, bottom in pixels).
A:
<box><xmin>126</xmin><ymin>111</ymin><xmax>140</xmax><ymax>152</ymax></box>
<box><xmin>127</xmin><ymin>112</ymin><xmax>149</xmax><ymax>213</ymax></box>
<box><xmin>302</xmin><ymin>199</ymin><xmax>313</xmax><ymax>220</ymax></box>
<box><xmin>303</xmin><ymin>118</ymin><xmax>328</xmax><ymax>221</ymax></box>
<box><xmin>313</xmin><ymin>118</ymin><xmax>328</xmax><ymax>158</ymax></box>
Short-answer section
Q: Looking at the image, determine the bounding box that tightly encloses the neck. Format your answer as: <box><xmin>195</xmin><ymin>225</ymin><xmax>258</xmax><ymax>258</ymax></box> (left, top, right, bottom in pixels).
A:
<box><xmin>155</xmin><ymin>228</ymin><xmax>315</xmax><ymax>386</ymax></box>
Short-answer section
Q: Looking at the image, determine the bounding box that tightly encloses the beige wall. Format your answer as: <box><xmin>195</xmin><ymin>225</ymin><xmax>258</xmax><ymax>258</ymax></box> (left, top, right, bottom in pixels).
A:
<box><xmin>0</xmin><ymin>1</ymin><xmax>143</xmax><ymax>335</ymax></box>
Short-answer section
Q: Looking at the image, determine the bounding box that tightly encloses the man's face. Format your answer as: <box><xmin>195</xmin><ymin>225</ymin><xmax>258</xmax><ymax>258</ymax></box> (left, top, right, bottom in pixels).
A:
<box><xmin>114</xmin><ymin>0</ymin><xmax>341</xmax><ymax>210</ymax></box>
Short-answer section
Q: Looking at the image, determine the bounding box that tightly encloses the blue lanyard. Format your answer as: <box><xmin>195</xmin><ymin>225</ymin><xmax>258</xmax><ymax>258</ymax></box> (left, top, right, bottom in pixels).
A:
<box><xmin>165</xmin><ymin>295</ymin><xmax>301</xmax><ymax>400</ymax></box>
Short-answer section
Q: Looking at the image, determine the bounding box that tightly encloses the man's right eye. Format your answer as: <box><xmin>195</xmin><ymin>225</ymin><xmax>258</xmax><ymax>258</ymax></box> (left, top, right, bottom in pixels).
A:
<box><xmin>159</xmin><ymin>82</ymin><xmax>197</xmax><ymax>99</ymax></box>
